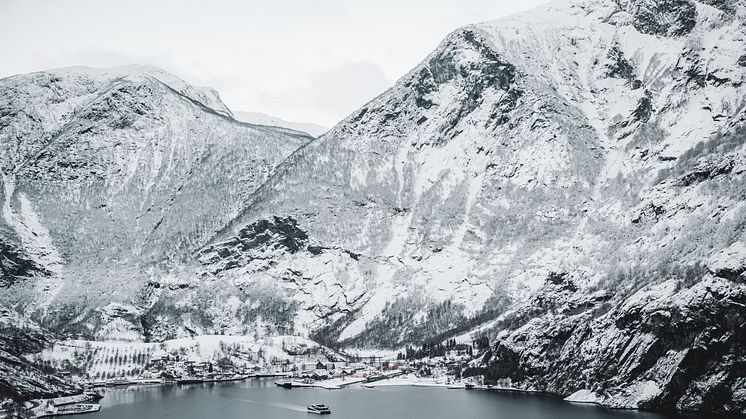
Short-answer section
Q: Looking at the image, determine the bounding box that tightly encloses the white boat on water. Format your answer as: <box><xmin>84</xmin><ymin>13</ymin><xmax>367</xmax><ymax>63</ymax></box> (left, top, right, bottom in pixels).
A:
<box><xmin>307</xmin><ymin>404</ymin><xmax>331</xmax><ymax>415</ymax></box>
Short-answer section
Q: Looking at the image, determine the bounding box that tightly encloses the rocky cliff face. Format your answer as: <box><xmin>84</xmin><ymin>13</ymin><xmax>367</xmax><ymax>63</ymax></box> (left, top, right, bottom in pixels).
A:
<box><xmin>477</xmin><ymin>273</ymin><xmax>746</xmax><ymax>413</ymax></box>
<box><xmin>0</xmin><ymin>305</ymin><xmax>80</xmax><ymax>401</ymax></box>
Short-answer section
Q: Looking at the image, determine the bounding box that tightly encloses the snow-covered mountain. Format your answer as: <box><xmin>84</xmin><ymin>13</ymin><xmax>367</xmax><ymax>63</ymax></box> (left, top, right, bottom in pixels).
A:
<box><xmin>208</xmin><ymin>0</ymin><xmax>745</xmax><ymax>339</ymax></box>
<box><xmin>0</xmin><ymin>64</ymin><xmax>311</xmax><ymax>339</ymax></box>
<box><xmin>196</xmin><ymin>0</ymin><xmax>745</xmax><ymax>413</ymax></box>
<box><xmin>1</xmin><ymin>0</ymin><xmax>745</xmax><ymax>414</ymax></box>
<box><xmin>234</xmin><ymin>111</ymin><xmax>328</xmax><ymax>137</ymax></box>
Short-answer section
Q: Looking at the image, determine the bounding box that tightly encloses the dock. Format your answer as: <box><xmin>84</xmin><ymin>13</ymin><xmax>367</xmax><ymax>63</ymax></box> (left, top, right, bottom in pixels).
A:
<box><xmin>35</xmin><ymin>403</ymin><xmax>101</xmax><ymax>417</ymax></box>
<box><xmin>274</xmin><ymin>380</ymin><xmax>315</xmax><ymax>389</ymax></box>
<box><xmin>252</xmin><ymin>372</ymin><xmax>292</xmax><ymax>378</ymax></box>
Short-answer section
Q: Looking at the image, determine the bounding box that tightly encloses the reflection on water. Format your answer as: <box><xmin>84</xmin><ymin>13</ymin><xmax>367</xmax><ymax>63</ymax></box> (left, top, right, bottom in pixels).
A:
<box><xmin>71</xmin><ymin>378</ymin><xmax>713</xmax><ymax>419</ymax></box>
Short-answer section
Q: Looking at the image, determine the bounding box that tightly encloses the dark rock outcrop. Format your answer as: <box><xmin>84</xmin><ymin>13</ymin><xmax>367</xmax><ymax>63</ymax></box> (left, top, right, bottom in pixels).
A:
<box><xmin>199</xmin><ymin>216</ymin><xmax>310</xmax><ymax>271</ymax></box>
<box><xmin>0</xmin><ymin>307</ymin><xmax>80</xmax><ymax>401</ymax></box>
<box><xmin>0</xmin><ymin>239</ymin><xmax>49</xmax><ymax>285</ymax></box>
<box><xmin>628</xmin><ymin>0</ymin><xmax>697</xmax><ymax>37</ymax></box>
<box><xmin>482</xmin><ymin>277</ymin><xmax>746</xmax><ymax>414</ymax></box>
<box><xmin>604</xmin><ymin>44</ymin><xmax>636</xmax><ymax>82</ymax></box>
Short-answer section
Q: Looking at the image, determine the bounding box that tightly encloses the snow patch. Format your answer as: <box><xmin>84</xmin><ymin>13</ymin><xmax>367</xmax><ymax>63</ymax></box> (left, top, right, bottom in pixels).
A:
<box><xmin>566</xmin><ymin>389</ymin><xmax>601</xmax><ymax>404</ymax></box>
<box><xmin>1</xmin><ymin>174</ymin><xmax>63</xmax><ymax>273</ymax></box>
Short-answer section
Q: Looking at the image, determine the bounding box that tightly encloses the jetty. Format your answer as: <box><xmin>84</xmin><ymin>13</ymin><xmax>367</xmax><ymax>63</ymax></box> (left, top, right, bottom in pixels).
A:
<box><xmin>176</xmin><ymin>377</ymin><xmax>205</xmax><ymax>384</ymax></box>
<box><xmin>274</xmin><ymin>379</ymin><xmax>315</xmax><ymax>389</ymax></box>
<box><xmin>37</xmin><ymin>403</ymin><xmax>101</xmax><ymax>417</ymax></box>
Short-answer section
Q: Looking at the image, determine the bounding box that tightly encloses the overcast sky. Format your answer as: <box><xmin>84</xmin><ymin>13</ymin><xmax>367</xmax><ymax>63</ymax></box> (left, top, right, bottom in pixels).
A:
<box><xmin>0</xmin><ymin>0</ymin><xmax>546</xmax><ymax>127</ymax></box>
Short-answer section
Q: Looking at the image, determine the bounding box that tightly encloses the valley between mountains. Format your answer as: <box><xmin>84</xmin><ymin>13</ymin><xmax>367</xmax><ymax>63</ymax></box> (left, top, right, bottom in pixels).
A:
<box><xmin>1</xmin><ymin>0</ymin><xmax>745</xmax><ymax>415</ymax></box>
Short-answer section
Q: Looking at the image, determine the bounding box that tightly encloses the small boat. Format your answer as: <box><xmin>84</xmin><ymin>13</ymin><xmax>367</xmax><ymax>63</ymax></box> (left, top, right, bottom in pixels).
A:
<box><xmin>176</xmin><ymin>377</ymin><xmax>205</xmax><ymax>384</ymax></box>
<box><xmin>465</xmin><ymin>383</ymin><xmax>475</xmax><ymax>389</ymax></box>
<box><xmin>133</xmin><ymin>378</ymin><xmax>162</xmax><ymax>385</ymax></box>
<box><xmin>307</xmin><ymin>404</ymin><xmax>331</xmax><ymax>415</ymax></box>
<box><xmin>83</xmin><ymin>390</ymin><xmax>104</xmax><ymax>401</ymax></box>
<box><xmin>275</xmin><ymin>380</ymin><xmax>293</xmax><ymax>389</ymax></box>
<box><xmin>106</xmin><ymin>379</ymin><xmax>133</xmax><ymax>387</ymax></box>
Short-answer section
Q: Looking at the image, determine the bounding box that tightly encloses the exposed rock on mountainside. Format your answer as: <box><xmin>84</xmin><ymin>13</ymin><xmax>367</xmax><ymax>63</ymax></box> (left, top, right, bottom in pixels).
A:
<box><xmin>475</xmin><ymin>274</ymin><xmax>746</xmax><ymax>413</ymax></box>
<box><xmin>627</xmin><ymin>0</ymin><xmax>697</xmax><ymax>37</ymax></box>
<box><xmin>0</xmin><ymin>306</ymin><xmax>79</xmax><ymax>400</ymax></box>
<box><xmin>0</xmin><ymin>237</ymin><xmax>48</xmax><ymax>285</ymax></box>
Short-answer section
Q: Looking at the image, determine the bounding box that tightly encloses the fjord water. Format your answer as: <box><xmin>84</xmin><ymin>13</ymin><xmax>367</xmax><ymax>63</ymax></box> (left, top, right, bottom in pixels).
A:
<box><xmin>72</xmin><ymin>378</ymin><xmax>708</xmax><ymax>419</ymax></box>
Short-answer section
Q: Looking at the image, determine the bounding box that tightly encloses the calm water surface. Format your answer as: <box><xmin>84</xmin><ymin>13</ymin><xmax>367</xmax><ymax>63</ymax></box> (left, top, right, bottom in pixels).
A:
<box><xmin>71</xmin><ymin>378</ymin><xmax>712</xmax><ymax>419</ymax></box>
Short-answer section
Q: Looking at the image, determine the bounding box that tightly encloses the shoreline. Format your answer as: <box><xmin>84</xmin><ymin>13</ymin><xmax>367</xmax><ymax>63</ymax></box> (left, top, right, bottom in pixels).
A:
<box><xmin>22</xmin><ymin>374</ymin><xmax>731</xmax><ymax>419</ymax></box>
<box><xmin>99</xmin><ymin>376</ymin><xmax>722</xmax><ymax>417</ymax></box>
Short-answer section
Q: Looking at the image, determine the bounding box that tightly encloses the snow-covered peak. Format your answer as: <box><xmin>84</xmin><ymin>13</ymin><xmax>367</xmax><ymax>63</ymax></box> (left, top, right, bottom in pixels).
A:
<box><xmin>14</xmin><ymin>64</ymin><xmax>234</xmax><ymax>117</ymax></box>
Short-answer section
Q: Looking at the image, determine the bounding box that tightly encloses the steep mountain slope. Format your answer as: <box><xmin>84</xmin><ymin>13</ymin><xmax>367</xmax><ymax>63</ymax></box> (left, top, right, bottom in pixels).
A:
<box><xmin>193</xmin><ymin>0</ymin><xmax>746</xmax><ymax>413</ymax></box>
<box><xmin>0</xmin><ymin>65</ymin><xmax>311</xmax><ymax>338</ymax></box>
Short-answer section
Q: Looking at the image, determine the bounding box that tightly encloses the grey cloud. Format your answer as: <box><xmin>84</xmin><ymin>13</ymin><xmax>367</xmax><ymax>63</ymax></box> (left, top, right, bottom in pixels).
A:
<box><xmin>254</xmin><ymin>60</ymin><xmax>392</xmax><ymax>126</ymax></box>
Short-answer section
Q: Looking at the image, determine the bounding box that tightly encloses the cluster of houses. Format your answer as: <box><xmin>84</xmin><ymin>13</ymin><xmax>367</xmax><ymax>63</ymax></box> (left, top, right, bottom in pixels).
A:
<box><xmin>295</xmin><ymin>360</ymin><xmax>362</xmax><ymax>380</ymax></box>
<box><xmin>141</xmin><ymin>351</ymin><xmax>264</xmax><ymax>381</ymax></box>
<box><xmin>130</xmin><ymin>350</ymin><xmax>362</xmax><ymax>383</ymax></box>
<box><xmin>82</xmin><ymin>337</ymin><xmax>487</xmax><ymax>388</ymax></box>
<box><xmin>293</xmin><ymin>346</ymin><xmax>480</xmax><ymax>385</ymax></box>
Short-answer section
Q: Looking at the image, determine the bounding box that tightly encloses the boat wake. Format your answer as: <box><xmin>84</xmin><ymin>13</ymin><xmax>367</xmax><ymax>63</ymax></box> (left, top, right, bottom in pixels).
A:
<box><xmin>233</xmin><ymin>397</ymin><xmax>307</xmax><ymax>412</ymax></box>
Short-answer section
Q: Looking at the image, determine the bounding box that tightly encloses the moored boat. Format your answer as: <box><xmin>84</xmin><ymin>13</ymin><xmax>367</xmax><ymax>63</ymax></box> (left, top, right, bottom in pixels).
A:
<box><xmin>106</xmin><ymin>379</ymin><xmax>133</xmax><ymax>387</ymax></box>
<box><xmin>176</xmin><ymin>377</ymin><xmax>205</xmax><ymax>384</ymax></box>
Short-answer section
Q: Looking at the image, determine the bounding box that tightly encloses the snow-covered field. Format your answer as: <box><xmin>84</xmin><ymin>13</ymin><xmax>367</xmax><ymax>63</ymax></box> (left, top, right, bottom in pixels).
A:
<box><xmin>34</xmin><ymin>335</ymin><xmax>330</xmax><ymax>380</ymax></box>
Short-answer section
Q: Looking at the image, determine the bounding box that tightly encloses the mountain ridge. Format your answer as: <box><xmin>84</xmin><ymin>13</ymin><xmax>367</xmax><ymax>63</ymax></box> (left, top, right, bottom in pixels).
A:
<box><xmin>233</xmin><ymin>111</ymin><xmax>328</xmax><ymax>137</ymax></box>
